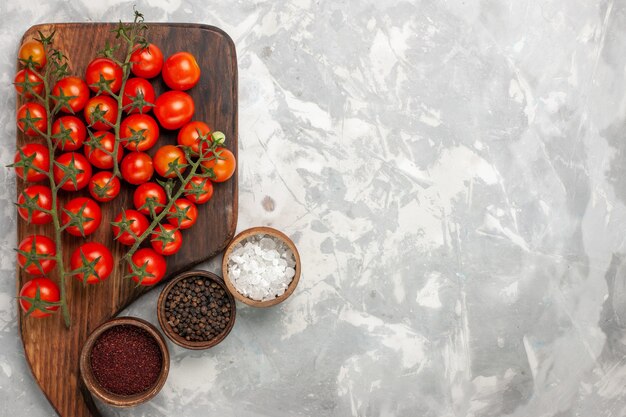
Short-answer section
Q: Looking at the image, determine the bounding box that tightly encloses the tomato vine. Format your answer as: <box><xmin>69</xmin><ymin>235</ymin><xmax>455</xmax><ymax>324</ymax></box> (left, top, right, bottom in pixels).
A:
<box><xmin>12</xmin><ymin>9</ymin><xmax>234</xmax><ymax>328</ymax></box>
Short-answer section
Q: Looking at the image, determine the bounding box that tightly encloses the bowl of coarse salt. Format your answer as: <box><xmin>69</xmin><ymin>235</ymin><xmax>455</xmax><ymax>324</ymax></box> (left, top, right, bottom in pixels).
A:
<box><xmin>222</xmin><ymin>227</ymin><xmax>301</xmax><ymax>307</ymax></box>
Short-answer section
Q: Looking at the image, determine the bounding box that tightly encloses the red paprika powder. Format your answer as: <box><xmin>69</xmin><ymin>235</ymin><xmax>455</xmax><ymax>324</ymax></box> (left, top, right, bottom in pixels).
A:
<box><xmin>90</xmin><ymin>324</ymin><xmax>162</xmax><ymax>396</ymax></box>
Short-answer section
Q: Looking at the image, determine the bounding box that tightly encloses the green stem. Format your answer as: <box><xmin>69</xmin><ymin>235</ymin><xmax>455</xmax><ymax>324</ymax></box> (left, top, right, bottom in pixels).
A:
<box><xmin>40</xmin><ymin>66</ymin><xmax>71</xmax><ymax>328</ymax></box>
<box><xmin>124</xmin><ymin>157</ymin><xmax>205</xmax><ymax>261</ymax></box>
<box><xmin>111</xmin><ymin>24</ymin><xmax>139</xmax><ymax>178</ymax></box>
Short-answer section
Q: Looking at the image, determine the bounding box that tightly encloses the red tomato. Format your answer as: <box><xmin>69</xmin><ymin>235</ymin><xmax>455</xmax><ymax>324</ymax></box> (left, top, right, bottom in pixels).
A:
<box><xmin>14</xmin><ymin>144</ymin><xmax>50</xmax><ymax>182</ymax></box>
<box><xmin>53</xmin><ymin>152</ymin><xmax>92</xmax><ymax>191</ymax></box>
<box><xmin>89</xmin><ymin>171</ymin><xmax>121</xmax><ymax>203</ymax></box>
<box><xmin>14</xmin><ymin>69</ymin><xmax>43</xmax><ymax>97</ymax></box>
<box><xmin>112</xmin><ymin>209</ymin><xmax>150</xmax><ymax>246</ymax></box>
<box><xmin>177</xmin><ymin>121</ymin><xmax>211</xmax><ymax>155</ymax></box>
<box><xmin>52</xmin><ymin>76</ymin><xmax>90</xmax><ymax>113</ymax></box>
<box><xmin>154</xmin><ymin>145</ymin><xmax>187</xmax><ymax>178</ymax></box>
<box><xmin>83</xmin><ymin>131</ymin><xmax>123</xmax><ymax>169</ymax></box>
<box><xmin>183</xmin><ymin>176</ymin><xmax>214</xmax><ymax>204</ymax></box>
<box><xmin>70</xmin><ymin>242</ymin><xmax>114</xmax><ymax>284</ymax></box>
<box><xmin>122</xmin><ymin>77</ymin><xmax>156</xmax><ymax>114</ymax></box>
<box><xmin>17</xmin><ymin>185</ymin><xmax>52</xmax><ymax>224</ymax></box>
<box><xmin>52</xmin><ymin>116</ymin><xmax>86</xmax><ymax>151</ymax></box>
<box><xmin>85</xmin><ymin>58</ymin><xmax>123</xmax><ymax>94</ymax></box>
<box><xmin>61</xmin><ymin>197</ymin><xmax>102</xmax><ymax>237</ymax></box>
<box><xmin>130</xmin><ymin>43</ymin><xmax>164</xmax><ymax>79</ymax></box>
<box><xmin>121</xmin><ymin>152</ymin><xmax>153</xmax><ymax>185</ymax></box>
<box><xmin>133</xmin><ymin>182</ymin><xmax>167</xmax><ymax>216</ymax></box>
<box><xmin>154</xmin><ymin>91</ymin><xmax>195</xmax><ymax>130</ymax></box>
<box><xmin>120</xmin><ymin>114</ymin><xmax>159</xmax><ymax>151</ymax></box>
<box><xmin>128</xmin><ymin>248</ymin><xmax>167</xmax><ymax>286</ymax></box>
<box><xmin>166</xmin><ymin>198</ymin><xmax>197</xmax><ymax>229</ymax></box>
<box><xmin>17</xmin><ymin>235</ymin><xmax>56</xmax><ymax>275</ymax></box>
<box><xmin>18</xmin><ymin>41</ymin><xmax>46</xmax><ymax>69</ymax></box>
<box><xmin>17</xmin><ymin>102</ymin><xmax>47</xmax><ymax>136</ymax></box>
<box><xmin>151</xmin><ymin>224</ymin><xmax>182</xmax><ymax>256</ymax></box>
<box><xmin>201</xmin><ymin>148</ymin><xmax>236</xmax><ymax>182</ymax></box>
<box><xmin>19</xmin><ymin>277</ymin><xmax>60</xmax><ymax>318</ymax></box>
<box><xmin>162</xmin><ymin>52</ymin><xmax>201</xmax><ymax>91</ymax></box>
<box><xmin>84</xmin><ymin>96</ymin><xmax>118</xmax><ymax>130</ymax></box>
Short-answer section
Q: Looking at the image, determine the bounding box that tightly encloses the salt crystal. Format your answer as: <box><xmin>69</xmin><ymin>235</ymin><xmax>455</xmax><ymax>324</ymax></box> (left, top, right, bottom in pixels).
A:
<box><xmin>260</xmin><ymin>237</ymin><xmax>276</xmax><ymax>250</ymax></box>
<box><xmin>226</xmin><ymin>233</ymin><xmax>297</xmax><ymax>301</ymax></box>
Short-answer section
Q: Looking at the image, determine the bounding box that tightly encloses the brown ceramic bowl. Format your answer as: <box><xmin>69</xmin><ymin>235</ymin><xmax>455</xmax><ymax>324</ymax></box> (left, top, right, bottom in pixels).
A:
<box><xmin>157</xmin><ymin>270</ymin><xmax>237</xmax><ymax>350</ymax></box>
<box><xmin>79</xmin><ymin>317</ymin><xmax>170</xmax><ymax>407</ymax></box>
<box><xmin>222</xmin><ymin>226</ymin><xmax>301</xmax><ymax>308</ymax></box>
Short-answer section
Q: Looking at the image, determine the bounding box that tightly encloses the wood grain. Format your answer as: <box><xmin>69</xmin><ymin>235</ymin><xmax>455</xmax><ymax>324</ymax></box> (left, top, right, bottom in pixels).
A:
<box><xmin>16</xmin><ymin>23</ymin><xmax>238</xmax><ymax>417</ymax></box>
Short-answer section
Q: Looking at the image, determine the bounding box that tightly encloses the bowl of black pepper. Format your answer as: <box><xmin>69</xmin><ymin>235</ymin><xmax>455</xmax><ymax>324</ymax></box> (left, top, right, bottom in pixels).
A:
<box><xmin>157</xmin><ymin>270</ymin><xmax>236</xmax><ymax>350</ymax></box>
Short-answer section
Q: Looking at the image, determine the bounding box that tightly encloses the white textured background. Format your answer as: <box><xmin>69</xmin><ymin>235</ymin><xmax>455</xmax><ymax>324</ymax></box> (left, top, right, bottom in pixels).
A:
<box><xmin>2</xmin><ymin>0</ymin><xmax>626</xmax><ymax>416</ymax></box>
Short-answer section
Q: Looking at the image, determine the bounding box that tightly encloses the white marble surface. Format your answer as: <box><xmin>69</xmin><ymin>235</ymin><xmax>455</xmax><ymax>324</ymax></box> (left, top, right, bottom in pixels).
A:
<box><xmin>2</xmin><ymin>0</ymin><xmax>626</xmax><ymax>416</ymax></box>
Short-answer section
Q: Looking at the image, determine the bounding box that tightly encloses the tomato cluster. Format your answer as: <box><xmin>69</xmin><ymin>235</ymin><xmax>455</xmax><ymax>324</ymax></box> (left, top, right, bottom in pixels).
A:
<box><xmin>14</xmin><ymin>37</ymin><xmax>236</xmax><ymax>319</ymax></box>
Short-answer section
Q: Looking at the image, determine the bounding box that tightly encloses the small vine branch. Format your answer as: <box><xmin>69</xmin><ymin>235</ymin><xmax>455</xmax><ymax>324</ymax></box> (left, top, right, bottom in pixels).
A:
<box><xmin>31</xmin><ymin>36</ymin><xmax>72</xmax><ymax>328</ymax></box>
<box><xmin>110</xmin><ymin>11</ymin><xmax>148</xmax><ymax>178</ymax></box>
<box><xmin>123</xmin><ymin>140</ymin><xmax>221</xmax><ymax>264</ymax></box>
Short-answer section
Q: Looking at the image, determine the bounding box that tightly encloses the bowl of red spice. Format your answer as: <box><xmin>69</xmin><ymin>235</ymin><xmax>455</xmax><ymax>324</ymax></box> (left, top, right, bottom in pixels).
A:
<box><xmin>157</xmin><ymin>270</ymin><xmax>237</xmax><ymax>350</ymax></box>
<box><xmin>79</xmin><ymin>317</ymin><xmax>169</xmax><ymax>407</ymax></box>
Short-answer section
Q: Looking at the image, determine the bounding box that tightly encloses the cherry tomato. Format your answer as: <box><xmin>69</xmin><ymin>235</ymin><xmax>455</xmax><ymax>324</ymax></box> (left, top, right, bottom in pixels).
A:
<box><xmin>17</xmin><ymin>235</ymin><xmax>56</xmax><ymax>275</ymax></box>
<box><xmin>52</xmin><ymin>116</ymin><xmax>86</xmax><ymax>151</ymax></box>
<box><xmin>184</xmin><ymin>176</ymin><xmax>214</xmax><ymax>204</ymax></box>
<box><xmin>17</xmin><ymin>185</ymin><xmax>52</xmax><ymax>224</ymax></box>
<box><xmin>70</xmin><ymin>242</ymin><xmax>114</xmax><ymax>284</ymax></box>
<box><xmin>17</xmin><ymin>102</ymin><xmax>47</xmax><ymax>136</ymax></box>
<box><xmin>83</xmin><ymin>131</ymin><xmax>123</xmax><ymax>169</ymax></box>
<box><xmin>112</xmin><ymin>209</ymin><xmax>149</xmax><ymax>246</ymax></box>
<box><xmin>201</xmin><ymin>148</ymin><xmax>236</xmax><ymax>182</ymax></box>
<box><xmin>84</xmin><ymin>96</ymin><xmax>118</xmax><ymax>131</ymax></box>
<box><xmin>53</xmin><ymin>152</ymin><xmax>92</xmax><ymax>191</ymax></box>
<box><xmin>14</xmin><ymin>69</ymin><xmax>43</xmax><ymax>97</ymax></box>
<box><xmin>162</xmin><ymin>52</ymin><xmax>201</xmax><ymax>91</ymax></box>
<box><xmin>122</xmin><ymin>77</ymin><xmax>156</xmax><ymax>114</ymax></box>
<box><xmin>120</xmin><ymin>114</ymin><xmax>159</xmax><ymax>151</ymax></box>
<box><xmin>130</xmin><ymin>43</ymin><xmax>164</xmax><ymax>79</ymax></box>
<box><xmin>89</xmin><ymin>171</ymin><xmax>121</xmax><ymax>203</ymax></box>
<box><xmin>18</xmin><ymin>40</ymin><xmax>46</xmax><ymax>68</ymax></box>
<box><xmin>61</xmin><ymin>197</ymin><xmax>102</xmax><ymax>237</ymax></box>
<box><xmin>121</xmin><ymin>152</ymin><xmax>154</xmax><ymax>185</ymax></box>
<box><xmin>154</xmin><ymin>145</ymin><xmax>187</xmax><ymax>178</ymax></box>
<box><xmin>52</xmin><ymin>76</ymin><xmax>90</xmax><ymax>113</ymax></box>
<box><xmin>128</xmin><ymin>248</ymin><xmax>167</xmax><ymax>286</ymax></box>
<box><xmin>85</xmin><ymin>57</ymin><xmax>123</xmax><ymax>94</ymax></box>
<box><xmin>19</xmin><ymin>277</ymin><xmax>60</xmax><ymax>318</ymax></box>
<box><xmin>133</xmin><ymin>182</ymin><xmax>167</xmax><ymax>216</ymax></box>
<box><xmin>177</xmin><ymin>121</ymin><xmax>211</xmax><ymax>155</ymax></box>
<box><xmin>166</xmin><ymin>198</ymin><xmax>197</xmax><ymax>229</ymax></box>
<box><xmin>151</xmin><ymin>224</ymin><xmax>182</xmax><ymax>256</ymax></box>
<box><xmin>14</xmin><ymin>143</ymin><xmax>50</xmax><ymax>182</ymax></box>
<box><xmin>154</xmin><ymin>91</ymin><xmax>195</xmax><ymax>130</ymax></box>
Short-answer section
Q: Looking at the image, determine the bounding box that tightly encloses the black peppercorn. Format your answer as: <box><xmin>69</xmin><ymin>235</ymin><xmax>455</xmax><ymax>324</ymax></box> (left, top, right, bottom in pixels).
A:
<box><xmin>164</xmin><ymin>276</ymin><xmax>233</xmax><ymax>342</ymax></box>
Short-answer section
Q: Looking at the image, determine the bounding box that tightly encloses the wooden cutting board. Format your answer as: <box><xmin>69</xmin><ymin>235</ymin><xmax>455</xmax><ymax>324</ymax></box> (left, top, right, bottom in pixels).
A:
<box><xmin>16</xmin><ymin>23</ymin><xmax>238</xmax><ymax>417</ymax></box>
